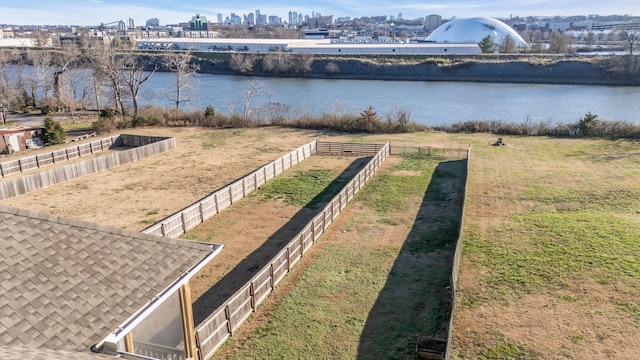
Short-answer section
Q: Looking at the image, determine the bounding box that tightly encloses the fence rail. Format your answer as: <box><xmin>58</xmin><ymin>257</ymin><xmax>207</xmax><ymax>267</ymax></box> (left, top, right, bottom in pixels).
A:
<box><xmin>142</xmin><ymin>141</ymin><xmax>318</xmax><ymax>238</ymax></box>
<box><xmin>0</xmin><ymin>135</ymin><xmax>120</xmax><ymax>178</ymax></box>
<box><xmin>194</xmin><ymin>142</ymin><xmax>391</xmax><ymax>360</ymax></box>
<box><xmin>316</xmin><ymin>141</ymin><xmax>385</xmax><ymax>156</ymax></box>
<box><xmin>0</xmin><ymin>135</ymin><xmax>175</xmax><ymax>201</ymax></box>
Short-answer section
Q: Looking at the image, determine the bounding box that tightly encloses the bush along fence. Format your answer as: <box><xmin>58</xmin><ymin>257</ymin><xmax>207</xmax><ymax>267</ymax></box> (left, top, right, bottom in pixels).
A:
<box><xmin>193</xmin><ymin>142</ymin><xmax>390</xmax><ymax>359</ymax></box>
<box><xmin>0</xmin><ymin>134</ymin><xmax>176</xmax><ymax>200</ymax></box>
<box><xmin>142</xmin><ymin>141</ymin><xmax>318</xmax><ymax>238</ymax></box>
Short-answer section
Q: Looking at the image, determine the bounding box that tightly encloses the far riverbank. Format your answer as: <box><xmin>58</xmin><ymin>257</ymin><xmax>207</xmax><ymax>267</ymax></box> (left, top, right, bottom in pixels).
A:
<box><xmin>191</xmin><ymin>53</ymin><xmax>640</xmax><ymax>86</ymax></box>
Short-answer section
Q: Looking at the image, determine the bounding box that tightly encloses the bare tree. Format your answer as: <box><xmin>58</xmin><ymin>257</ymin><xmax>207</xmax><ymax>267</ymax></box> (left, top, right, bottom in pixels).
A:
<box><xmin>86</xmin><ymin>39</ymin><xmax>127</xmax><ymax>119</ymax></box>
<box><xmin>52</xmin><ymin>41</ymin><xmax>81</xmax><ymax>106</ymax></box>
<box><xmin>119</xmin><ymin>51</ymin><xmax>158</xmax><ymax>117</ymax></box>
<box><xmin>291</xmin><ymin>53</ymin><xmax>313</xmax><ymax>73</ymax></box>
<box><xmin>498</xmin><ymin>34</ymin><xmax>517</xmax><ymax>54</ymax></box>
<box><xmin>548</xmin><ymin>31</ymin><xmax>572</xmax><ymax>54</ymax></box>
<box><xmin>27</xmin><ymin>49</ymin><xmax>52</xmax><ymax>108</ymax></box>
<box><xmin>229</xmin><ymin>53</ymin><xmax>255</xmax><ymax>73</ymax></box>
<box><xmin>163</xmin><ymin>48</ymin><xmax>200</xmax><ymax>109</ymax></box>
<box><xmin>243</xmin><ymin>78</ymin><xmax>265</xmax><ymax>118</ymax></box>
<box><xmin>0</xmin><ymin>51</ymin><xmax>22</xmax><ymax>116</ymax></box>
<box><xmin>262</xmin><ymin>52</ymin><xmax>290</xmax><ymax>73</ymax></box>
<box><xmin>618</xmin><ymin>29</ymin><xmax>639</xmax><ymax>56</ymax></box>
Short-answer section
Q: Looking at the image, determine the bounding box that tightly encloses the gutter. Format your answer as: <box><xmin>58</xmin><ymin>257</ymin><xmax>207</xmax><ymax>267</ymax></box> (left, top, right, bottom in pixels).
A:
<box><xmin>93</xmin><ymin>242</ymin><xmax>223</xmax><ymax>354</ymax></box>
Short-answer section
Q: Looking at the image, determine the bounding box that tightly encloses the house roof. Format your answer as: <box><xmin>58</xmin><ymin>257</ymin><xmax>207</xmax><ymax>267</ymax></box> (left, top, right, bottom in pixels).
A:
<box><xmin>0</xmin><ymin>204</ymin><xmax>221</xmax><ymax>356</ymax></box>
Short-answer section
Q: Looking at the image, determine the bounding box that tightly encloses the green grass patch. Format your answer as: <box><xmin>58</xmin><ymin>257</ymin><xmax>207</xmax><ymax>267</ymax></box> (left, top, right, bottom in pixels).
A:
<box><xmin>357</xmin><ymin>156</ymin><xmax>445</xmax><ymax>214</ymax></box>
<box><xmin>221</xmin><ymin>155</ymin><xmax>467</xmax><ymax>359</ymax></box>
<box><xmin>259</xmin><ymin>168</ymin><xmax>347</xmax><ymax>209</ymax></box>
<box><xmin>464</xmin><ymin>211</ymin><xmax>640</xmax><ymax>296</ymax></box>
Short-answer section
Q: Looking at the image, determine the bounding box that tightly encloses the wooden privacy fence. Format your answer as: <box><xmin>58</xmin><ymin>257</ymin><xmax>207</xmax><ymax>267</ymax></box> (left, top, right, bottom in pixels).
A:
<box><xmin>0</xmin><ymin>135</ymin><xmax>176</xmax><ymax>201</ymax></box>
<box><xmin>316</xmin><ymin>141</ymin><xmax>386</xmax><ymax>156</ymax></box>
<box><xmin>194</xmin><ymin>143</ymin><xmax>391</xmax><ymax>360</ymax></box>
<box><xmin>142</xmin><ymin>141</ymin><xmax>318</xmax><ymax>238</ymax></box>
<box><xmin>445</xmin><ymin>146</ymin><xmax>471</xmax><ymax>360</ymax></box>
<box><xmin>0</xmin><ymin>135</ymin><xmax>120</xmax><ymax>178</ymax></box>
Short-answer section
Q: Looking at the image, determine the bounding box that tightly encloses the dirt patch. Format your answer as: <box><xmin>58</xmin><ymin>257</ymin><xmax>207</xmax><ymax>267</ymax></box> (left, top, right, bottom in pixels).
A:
<box><xmin>2</xmin><ymin>127</ymin><xmax>322</xmax><ymax>229</ymax></box>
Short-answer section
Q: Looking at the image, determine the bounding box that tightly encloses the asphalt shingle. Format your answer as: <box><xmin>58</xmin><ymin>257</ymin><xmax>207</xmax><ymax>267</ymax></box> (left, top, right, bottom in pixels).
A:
<box><xmin>0</xmin><ymin>204</ymin><xmax>217</xmax><ymax>356</ymax></box>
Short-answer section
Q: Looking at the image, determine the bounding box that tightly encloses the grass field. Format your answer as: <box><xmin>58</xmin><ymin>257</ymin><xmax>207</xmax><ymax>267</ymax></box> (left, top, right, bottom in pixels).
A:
<box><xmin>4</xmin><ymin>126</ymin><xmax>637</xmax><ymax>359</ymax></box>
<box><xmin>452</xmin><ymin>135</ymin><xmax>640</xmax><ymax>359</ymax></box>
<box><xmin>213</xmin><ymin>152</ymin><xmax>467</xmax><ymax>359</ymax></box>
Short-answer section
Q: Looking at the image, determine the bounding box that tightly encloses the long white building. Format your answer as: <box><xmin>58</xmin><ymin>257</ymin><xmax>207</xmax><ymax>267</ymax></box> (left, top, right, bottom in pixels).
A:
<box><xmin>136</xmin><ymin>38</ymin><xmax>480</xmax><ymax>55</ymax></box>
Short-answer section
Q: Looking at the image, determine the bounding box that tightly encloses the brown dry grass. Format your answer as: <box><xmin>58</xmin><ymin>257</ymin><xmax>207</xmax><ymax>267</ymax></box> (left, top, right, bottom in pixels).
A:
<box><xmin>6</xmin><ymin>127</ymin><xmax>635</xmax><ymax>359</ymax></box>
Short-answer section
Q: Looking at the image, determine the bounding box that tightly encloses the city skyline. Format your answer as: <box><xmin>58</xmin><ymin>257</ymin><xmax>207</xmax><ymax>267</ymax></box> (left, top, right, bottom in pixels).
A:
<box><xmin>1</xmin><ymin>0</ymin><xmax>639</xmax><ymax>26</ymax></box>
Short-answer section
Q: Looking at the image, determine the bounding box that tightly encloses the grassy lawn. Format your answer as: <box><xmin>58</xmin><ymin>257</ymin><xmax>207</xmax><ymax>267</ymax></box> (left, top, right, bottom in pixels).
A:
<box><xmin>452</xmin><ymin>135</ymin><xmax>640</xmax><ymax>359</ymax></box>
<box><xmin>214</xmin><ymin>152</ymin><xmax>467</xmax><ymax>359</ymax></box>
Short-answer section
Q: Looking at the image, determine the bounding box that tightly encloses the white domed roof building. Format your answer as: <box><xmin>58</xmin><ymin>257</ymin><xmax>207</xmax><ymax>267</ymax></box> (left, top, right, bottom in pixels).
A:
<box><xmin>426</xmin><ymin>17</ymin><xmax>527</xmax><ymax>48</ymax></box>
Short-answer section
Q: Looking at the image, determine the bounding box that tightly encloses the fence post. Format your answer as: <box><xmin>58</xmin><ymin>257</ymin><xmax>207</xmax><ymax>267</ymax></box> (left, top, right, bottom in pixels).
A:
<box><xmin>286</xmin><ymin>247</ymin><xmax>291</xmax><ymax>271</ymax></box>
<box><xmin>250</xmin><ymin>282</ymin><xmax>256</xmax><ymax>311</ymax></box>
<box><xmin>229</xmin><ymin>186</ymin><xmax>234</xmax><ymax>204</ymax></box>
<box><xmin>254</xmin><ymin>172</ymin><xmax>258</xmax><ymax>190</ymax></box>
<box><xmin>199</xmin><ymin>202</ymin><xmax>205</xmax><ymax>222</ymax></box>
<box><xmin>181</xmin><ymin>212</ymin><xmax>187</xmax><ymax>233</ymax></box>
<box><xmin>161</xmin><ymin>223</ymin><xmax>167</xmax><ymax>237</ymax></box>
<box><xmin>225</xmin><ymin>305</ymin><xmax>233</xmax><ymax>336</ymax></box>
<box><xmin>214</xmin><ymin>193</ymin><xmax>219</xmax><ymax>213</ymax></box>
<box><xmin>242</xmin><ymin>178</ymin><xmax>246</xmax><ymax>197</ymax></box>
<box><xmin>270</xmin><ymin>263</ymin><xmax>274</xmax><ymax>291</ymax></box>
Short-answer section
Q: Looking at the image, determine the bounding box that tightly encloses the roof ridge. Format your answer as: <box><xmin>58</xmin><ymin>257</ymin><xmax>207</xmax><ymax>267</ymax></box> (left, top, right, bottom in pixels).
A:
<box><xmin>0</xmin><ymin>204</ymin><xmax>218</xmax><ymax>252</ymax></box>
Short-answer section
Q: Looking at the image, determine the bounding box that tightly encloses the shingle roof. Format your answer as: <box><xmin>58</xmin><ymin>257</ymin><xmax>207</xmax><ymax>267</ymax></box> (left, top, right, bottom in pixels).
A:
<box><xmin>0</xmin><ymin>204</ymin><xmax>218</xmax><ymax>356</ymax></box>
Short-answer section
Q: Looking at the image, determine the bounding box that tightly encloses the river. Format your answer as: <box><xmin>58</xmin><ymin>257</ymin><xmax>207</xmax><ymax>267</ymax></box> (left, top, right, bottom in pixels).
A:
<box><xmin>4</xmin><ymin>65</ymin><xmax>640</xmax><ymax>126</ymax></box>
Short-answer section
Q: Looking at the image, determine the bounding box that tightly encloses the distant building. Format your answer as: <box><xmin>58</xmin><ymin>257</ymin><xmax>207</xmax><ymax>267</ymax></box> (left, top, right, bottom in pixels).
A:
<box><xmin>189</xmin><ymin>14</ymin><xmax>209</xmax><ymax>31</ymax></box>
<box><xmin>146</xmin><ymin>18</ymin><xmax>160</xmax><ymax>28</ymax></box>
<box><xmin>268</xmin><ymin>16</ymin><xmax>282</xmax><ymax>25</ymax></box>
<box><xmin>426</xmin><ymin>17</ymin><xmax>527</xmax><ymax>47</ymax></box>
<box><xmin>425</xmin><ymin>14</ymin><xmax>442</xmax><ymax>32</ymax></box>
<box><xmin>128</xmin><ymin>18</ymin><xmax>135</xmax><ymax>29</ymax></box>
<box><xmin>0</xmin><ymin>28</ymin><xmax>14</xmax><ymax>38</ymax></box>
<box><xmin>244</xmin><ymin>13</ymin><xmax>254</xmax><ymax>25</ymax></box>
<box><xmin>217</xmin><ymin>13</ymin><xmax>223</xmax><ymax>24</ymax></box>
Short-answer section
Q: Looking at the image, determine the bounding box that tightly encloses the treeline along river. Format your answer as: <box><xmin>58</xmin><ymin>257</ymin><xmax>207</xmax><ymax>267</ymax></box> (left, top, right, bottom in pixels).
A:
<box><xmin>6</xmin><ymin>65</ymin><xmax>640</xmax><ymax>126</ymax></box>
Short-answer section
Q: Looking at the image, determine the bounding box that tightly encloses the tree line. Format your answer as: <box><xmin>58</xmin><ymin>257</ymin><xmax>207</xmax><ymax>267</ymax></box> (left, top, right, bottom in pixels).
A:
<box><xmin>0</xmin><ymin>37</ymin><xmax>199</xmax><ymax>123</ymax></box>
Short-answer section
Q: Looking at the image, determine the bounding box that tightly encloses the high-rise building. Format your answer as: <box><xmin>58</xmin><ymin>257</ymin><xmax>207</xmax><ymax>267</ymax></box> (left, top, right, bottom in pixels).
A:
<box><xmin>217</xmin><ymin>13</ymin><xmax>223</xmax><ymax>23</ymax></box>
<box><xmin>268</xmin><ymin>16</ymin><xmax>281</xmax><ymax>25</ymax></box>
<box><xmin>244</xmin><ymin>13</ymin><xmax>255</xmax><ymax>25</ymax></box>
<box><xmin>189</xmin><ymin>14</ymin><xmax>208</xmax><ymax>30</ymax></box>
<box><xmin>128</xmin><ymin>18</ymin><xmax>135</xmax><ymax>29</ymax></box>
<box><xmin>425</xmin><ymin>14</ymin><xmax>442</xmax><ymax>31</ymax></box>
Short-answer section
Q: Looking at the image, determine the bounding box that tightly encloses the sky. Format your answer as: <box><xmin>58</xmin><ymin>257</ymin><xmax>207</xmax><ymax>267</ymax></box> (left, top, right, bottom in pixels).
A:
<box><xmin>0</xmin><ymin>0</ymin><xmax>639</xmax><ymax>26</ymax></box>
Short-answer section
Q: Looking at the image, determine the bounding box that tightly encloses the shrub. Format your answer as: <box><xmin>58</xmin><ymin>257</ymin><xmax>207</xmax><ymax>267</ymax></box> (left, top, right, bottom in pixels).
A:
<box><xmin>99</xmin><ymin>108</ymin><xmax>115</xmax><ymax>119</ymax></box>
<box><xmin>43</xmin><ymin>117</ymin><xmax>66</xmax><ymax>145</ymax></box>
<box><xmin>204</xmin><ymin>105</ymin><xmax>215</xmax><ymax>118</ymax></box>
